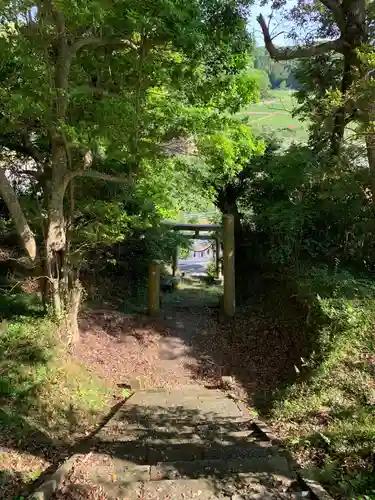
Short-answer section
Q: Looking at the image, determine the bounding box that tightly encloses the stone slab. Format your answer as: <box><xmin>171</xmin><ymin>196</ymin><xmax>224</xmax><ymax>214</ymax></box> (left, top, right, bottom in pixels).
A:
<box><xmin>150</xmin><ymin>457</ymin><xmax>295</xmax><ymax>481</ymax></box>
<box><xmin>141</xmin><ymin>478</ymin><xmax>227</xmax><ymax>499</ymax></box>
<box><xmin>147</xmin><ymin>439</ymin><xmax>276</xmax><ymax>464</ymax></box>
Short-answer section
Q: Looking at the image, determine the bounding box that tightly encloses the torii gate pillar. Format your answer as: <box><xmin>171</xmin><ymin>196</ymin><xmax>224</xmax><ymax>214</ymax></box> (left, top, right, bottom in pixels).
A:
<box><xmin>148</xmin><ymin>262</ymin><xmax>160</xmax><ymax>316</ymax></box>
<box><xmin>223</xmin><ymin>214</ymin><xmax>235</xmax><ymax>316</ymax></box>
<box><xmin>215</xmin><ymin>237</ymin><xmax>220</xmax><ymax>278</ymax></box>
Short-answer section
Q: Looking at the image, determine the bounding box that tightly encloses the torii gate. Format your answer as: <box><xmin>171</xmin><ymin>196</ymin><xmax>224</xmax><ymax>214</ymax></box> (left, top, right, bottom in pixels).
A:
<box><xmin>169</xmin><ymin>223</ymin><xmax>221</xmax><ymax>278</ymax></box>
<box><xmin>148</xmin><ymin>215</ymin><xmax>235</xmax><ymax>317</ymax></box>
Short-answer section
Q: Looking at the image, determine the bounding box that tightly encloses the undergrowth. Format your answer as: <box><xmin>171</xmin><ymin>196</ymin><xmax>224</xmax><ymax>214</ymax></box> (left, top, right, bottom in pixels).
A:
<box><xmin>0</xmin><ymin>290</ymin><xmax>112</xmax><ymax>499</ymax></box>
<box><xmin>270</xmin><ymin>265</ymin><xmax>375</xmax><ymax>499</ymax></box>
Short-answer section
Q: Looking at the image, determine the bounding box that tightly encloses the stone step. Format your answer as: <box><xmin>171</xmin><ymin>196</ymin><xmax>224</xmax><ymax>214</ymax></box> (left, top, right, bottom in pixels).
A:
<box><xmin>94</xmin><ymin>435</ymin><xmax>275</xmax><ymax>464</ymax></box>
<box><xmin>120</xmin><ymin>478</ymin><xmax>230</xmax><ymax>500</ymax></box>
<box><xmin>124</xmin><ymin>392</ymin><xmax>242</xmax><ymax>409</ymax></box>
<box><xmin>81</xmin><ymin>455</ymin><xmax>296</xmax><ymax>499</ymax></box>
<box><xmin>148</xmin><ymin>440</ymin><xmax>278</xmax><ymax>464</ymax></box>
<box><xmin>101</xmin><ymin>417</ymin><xmax>256</xmax><ymax>441</ymax></box>
<box><xmin>96</xmin><ymin>478</ymin><xmax>225</xmax><ymax>500</ymax></box>
<box><xmin>111</xmin><ymin>399</ymin><xmax>248</xmax><ymax>430</ymax></box>
<box><xmin>134</xmin><ymin>385</ymin><xmax>223</xmax><ymax>394</ymax></box>
<box><xmin>150</xmin><ymin>457</ymin><xmax>295</xmax><ymax>481</ymax></box>
<box><xmin>105</xmin><ymin>477</ymin><xmax>301</xmax><ymax>500</ymax></box>
<box><xmin>84</xmin><ymin>455</ymin><xmax>294</xmax><ymax>483</ymax></box>
<box><xmin>126</xmin><ymin>387</ymin><xmax>235</xmax><ymax>404</ymax></box>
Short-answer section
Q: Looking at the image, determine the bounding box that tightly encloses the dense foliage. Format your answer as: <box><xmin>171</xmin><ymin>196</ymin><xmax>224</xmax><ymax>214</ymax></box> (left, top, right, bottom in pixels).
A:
<box><xmin>1</xmin><ymin>0</ymin><xmax>375</xmax><ymax>497</ymax></box>
<box><xmin>214</xmin><ymin>0</ymin><xmax>375</xmax><ymax>495</ymax></box>
<box><xmin>252</xmin><ymin>47</ymin><xmax>300</xmax><ymax>91</ymax></box>
<box><xmin>0</xmin><ymin>0</ymin><xmax>259</xmax><ymax>338</ymax></box>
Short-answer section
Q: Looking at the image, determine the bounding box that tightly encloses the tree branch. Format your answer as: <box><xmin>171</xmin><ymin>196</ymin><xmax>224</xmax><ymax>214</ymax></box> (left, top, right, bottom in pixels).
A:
<box><xmin>319</xmin><ymin>0</ymin><xmax>345</xmax><ymax>30</ymax></box>
<box><xmin>0</xmin><ymin>130</ymin><xmax>45</xmax><ymax>166</ymax></box>
<box><xmin>73</xmin><ymin>170</ymin><xmax>131</xmax><ymax>183</ymax></box>
<box><xmin>0</xmin><ymin>141</ymin><xmax>41</xmax><ymax>165</ymax></box>
<box><xmin>63</xmin><ymin>169</ymin><xmax>131</xmax><ymax>192</ymax></box>
<box><xmin>52</xmin><ymin>9</ymin><xmax>66</xmax><ymax>41</ymax></box>
<box><xmin>0</xmin><ymin>168</ymin><xmax>37</xmax><ymax>261</ymax></box>
<box><xmin>70</xmin><ymin>37</ymin><xmax>138</xmax><ymax>56</ymax></box>
<box><xmin>71</xmin><ymin>85</ymin><xmax>121</xmax><ymax>98</ymax></box>
<box><xmin>257</xmin><ymin>14</ymin><xmax>343</xmax><ymax>60</ymax></box>
<box><xmin>21</xmin><ymin>130</ymin><xmax>45</xmax><ymax>164</ymax></box>
<box><xmin>271</xmin><ymin>31</ymin><xmax>285</xmax><ymax>41</ymax></box>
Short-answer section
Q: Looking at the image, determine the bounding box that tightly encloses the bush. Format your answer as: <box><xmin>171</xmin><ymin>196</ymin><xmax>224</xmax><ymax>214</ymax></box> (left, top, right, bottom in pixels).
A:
<box><xmin>0</xmin><ymin>290</ymin><xmax>111</xmax><ymax>497</ymax></box>
<box><xmin>270</xmin><ymin>266</ymin><xmax>375</xmax><ymax>498</ymax></box>
<box><xmin>82</xmin><ymin>225</ymin><xmax>187</xmax><ymax>310</ymax></box>
<box><xmin>240</xmin><ymin>142</ymin><xmax>375</xmax><ymax>272</ymax></box>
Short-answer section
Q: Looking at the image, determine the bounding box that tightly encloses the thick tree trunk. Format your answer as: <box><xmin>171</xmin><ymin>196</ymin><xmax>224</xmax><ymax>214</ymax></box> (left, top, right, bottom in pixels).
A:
<box><xmin>47</xmin><ymin>143</ymin><xmax>68</xmax><ymax>254</ymax></box>
<box><xmin>43</xmin><ymin>142</ymin><xmax>82</xmax><ymax>340</ymax></box>
<box><xmin>0</xmin><ymin>8</ymin><xmax>85</xmax><ymax>341</ymax></box>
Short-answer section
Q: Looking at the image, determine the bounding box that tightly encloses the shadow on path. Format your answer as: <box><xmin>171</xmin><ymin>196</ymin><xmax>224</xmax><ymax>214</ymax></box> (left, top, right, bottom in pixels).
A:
<box><xmin>158</xmin><ymin>280</ymin><xmax>316</xmax><ymax>415</ymax></box>
<box><xmin>54</xmin><ymin>390</ymin><xmax>303</xmax><ymax>499</ymax></box>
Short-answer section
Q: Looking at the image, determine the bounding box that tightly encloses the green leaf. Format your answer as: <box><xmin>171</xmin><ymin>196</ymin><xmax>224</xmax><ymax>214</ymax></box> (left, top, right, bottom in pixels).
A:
<box><xmin>121</xmin><ymin>389</ymin><xmax>131</xmax><ymax>399</ymax></box>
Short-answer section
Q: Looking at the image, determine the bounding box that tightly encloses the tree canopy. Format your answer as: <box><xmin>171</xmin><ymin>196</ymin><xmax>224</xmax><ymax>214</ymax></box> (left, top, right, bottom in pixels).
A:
<box><xmin>0</xmin><ymin>0</ymin><xmax>260</xmax><ymax>339</ymax></box>
<box><xmin>1</xmin><ymin>1</ymin><xmax>375</xmax><ymax>497</ymax></box>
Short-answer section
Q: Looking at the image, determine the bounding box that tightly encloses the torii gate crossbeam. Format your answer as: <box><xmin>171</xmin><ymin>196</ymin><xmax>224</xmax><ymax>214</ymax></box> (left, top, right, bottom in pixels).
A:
<box><xmin>148</xmin><ymin>215</ymin><xmax>235</xmax><ymax>317</ymax></box>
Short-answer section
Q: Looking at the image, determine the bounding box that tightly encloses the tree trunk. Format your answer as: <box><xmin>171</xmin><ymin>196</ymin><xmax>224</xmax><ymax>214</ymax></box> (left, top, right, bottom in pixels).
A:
<box><xmin>66</xmin><ymin>277</ymin><xmax>82</xmax><ymax>344</ymax></box>
<box><xmin>258</xmin><ymin>0</ymin><xmax>368</xmax><ymax>164</ymax></box>
<box><xmin>365</xmin><ymin>128</ymin><xmax>375</xmax><ymax>203</ymax></box>
<box><xmin>43</xmin><ymin>142</ymin><xmax>82</xmax><ymax>340</ymax></box>
<box><xmin>0</xmin><ymin>7</ymin><xmax>84</xmax><ymax>342</ymax></box>
<box><xmin>0</xmin><ymin>168</ymin><xmax>37</xmax><ymax>261</ymax></box>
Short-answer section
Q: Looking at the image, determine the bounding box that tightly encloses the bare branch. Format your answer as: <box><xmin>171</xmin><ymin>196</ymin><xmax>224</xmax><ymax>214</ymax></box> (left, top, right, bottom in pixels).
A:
<box><xmin>64</xmin><ymin>169</ymin><xmax>131</xmax><ymax>188</ymax></box>
<box><xmin>257</xmin><ymin>14</ymin><xmax>343</xmax><ymax>60</ymax></box>
<box><xmin>70</xmin><ymin>37</ymin><xmax>138</xmax><ymax>56</ymax></box>
<box><xmin>271</xmin><ymin>31</ymin><xmax>285</xmax><ymax>41</ymax></box>
<box><xmin>71</xmin><ymin>85</ymin><xmax>121</xmax><ymax>98</ymax></box>
<box><xmin>21</xmin><ymin>130</ymin><xmax>45</xmax><ymax>164</ymax></box>
<box><xmin>0</xmin><ymin>168</ymin><xmax>37</xmax><ymax>261</ymax></box>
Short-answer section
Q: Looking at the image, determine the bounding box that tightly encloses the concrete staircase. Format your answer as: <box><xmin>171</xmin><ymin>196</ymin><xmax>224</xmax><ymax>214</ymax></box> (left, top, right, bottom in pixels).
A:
<box><xmin>69</xmin><ymin>386</ymin><xmax>311</xmax><ymax>499</ymax></box>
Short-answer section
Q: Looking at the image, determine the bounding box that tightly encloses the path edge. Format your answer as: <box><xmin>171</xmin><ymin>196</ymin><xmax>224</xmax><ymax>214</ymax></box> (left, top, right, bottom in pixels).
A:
<box><xmin>27</xmin><ymin>394</ymin><xmax>132</xmax><ymax>500</ymax></box>
<box><xmin>28</xmin><ymin>389</ymin><xmax>334</xmax><ymax>500</ymax></box>
<box><xmin>28</xmin><ymin>454</ymin><xmax>80</xmax><ymax>500</ymax></box>
<box><xmin>233</xmin><ymin>397</ymin><xmax>334</xmax><ymax>500</ymax></box>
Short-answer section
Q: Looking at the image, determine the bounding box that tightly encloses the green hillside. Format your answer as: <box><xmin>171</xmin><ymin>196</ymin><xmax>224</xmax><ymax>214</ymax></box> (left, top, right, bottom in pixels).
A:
<box><xmin>238</xmin><ymin>90</ymin><xmax>308</xmax><ymax>144</ymax></box>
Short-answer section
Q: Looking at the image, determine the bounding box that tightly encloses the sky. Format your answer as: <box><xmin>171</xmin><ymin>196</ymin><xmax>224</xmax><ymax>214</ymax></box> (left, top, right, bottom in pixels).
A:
<box><xmin>248</xmin><ymin>0</ymin><xmax>296</xmax><ymax>47</ymax></box>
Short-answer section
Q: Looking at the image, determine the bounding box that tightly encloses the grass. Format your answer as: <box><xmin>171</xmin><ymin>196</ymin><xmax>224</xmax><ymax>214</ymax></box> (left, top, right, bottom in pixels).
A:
<box><xmin>0</xmin><ymin>290</ymin><xmax>113</xmax><ymax>498</ymax></box>
<box><xmin>237</xmin><ymin>89</ymin><xmax>308</xmax><ymax>144</ymax></box>
<box><xmin>267</xmin><ymin>266</ymin><xmax>375</xmax><ymax>499</ymax></box>
<box><xmin>162</xmin><ymin>279</ymin><xmax>222</xmax><ymax>308</ymax></box>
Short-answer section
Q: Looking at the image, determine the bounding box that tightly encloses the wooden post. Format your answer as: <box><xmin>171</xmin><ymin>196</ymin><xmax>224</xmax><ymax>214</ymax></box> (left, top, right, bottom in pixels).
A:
<box><xmin>148</xmin><ymin>262</ymin><xmax>160</xmax><ymax>316</ymax></box>
<box><xmin>223</xmin><ymin>214</ymin><xmax>235</xmax><ymax>316</ymax></box>
<box><xmin>172</xmin><ymin>246</ymin><xmax>179</xmax><ymax>277</ymax></box>
<box><xmin>215</xmin><ymin>237</ymin><xmax>220</xmax><ymax>278</ymax></box>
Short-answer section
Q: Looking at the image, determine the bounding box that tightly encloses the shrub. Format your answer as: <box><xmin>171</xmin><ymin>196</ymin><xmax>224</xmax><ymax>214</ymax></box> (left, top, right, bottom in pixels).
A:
<box><xmin>270</xmin><ymin>266</ymin><xmax>375</xmax><ymax>498</ymax></box>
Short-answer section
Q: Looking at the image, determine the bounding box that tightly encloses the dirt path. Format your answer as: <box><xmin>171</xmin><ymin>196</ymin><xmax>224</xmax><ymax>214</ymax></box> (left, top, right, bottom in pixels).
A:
<box><xmin>74</xmin><ymin>280</ymin><xmax>305</xmax><ymax>405</ymax></box>
<box><xmin>52</xmin><ymin>386</ymin><xmax>303</xmax><ymax>500</ymax></box>
<box><xmin>49</xmin><ymin>286</ymin><xmax>319</xmax><ymax>500</ymax></box>
<box><xmin>74</xmin><ymin>298</ymin><xmax>223</xmax><ymax>391</ymax></box>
